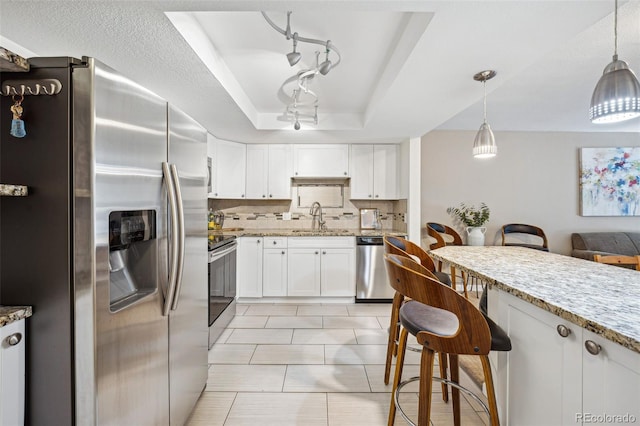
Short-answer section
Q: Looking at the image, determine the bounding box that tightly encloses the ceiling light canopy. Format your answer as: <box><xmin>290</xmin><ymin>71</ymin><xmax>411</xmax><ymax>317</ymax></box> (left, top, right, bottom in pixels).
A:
<box><xmin>590</xmin><ymin>0</ymin><xmax>640</xmax><ymax>124</ymax></box>
<box><xmin>262</xmin><ymin>11</ymin><xmax>341</xmax><ymax>130</ymax></box>
<box><xmin>472</xmin><ymin>70</ymin><xmax>498</xmax><ymax>159</ymax></box>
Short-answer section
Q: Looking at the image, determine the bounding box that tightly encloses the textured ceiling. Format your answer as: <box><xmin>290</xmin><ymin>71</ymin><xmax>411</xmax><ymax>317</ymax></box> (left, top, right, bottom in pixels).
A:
<box><xmin>1</xmin><ymin>1</ymin><xmax>639</xmax><ymax>144</ymax></box>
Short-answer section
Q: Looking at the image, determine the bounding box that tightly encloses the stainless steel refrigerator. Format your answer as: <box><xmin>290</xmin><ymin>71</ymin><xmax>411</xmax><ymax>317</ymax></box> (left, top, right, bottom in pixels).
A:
<box><xmin>0</xmin><ymin>57</ymin><xmax>208</xmax><ymax>425</ymax></box>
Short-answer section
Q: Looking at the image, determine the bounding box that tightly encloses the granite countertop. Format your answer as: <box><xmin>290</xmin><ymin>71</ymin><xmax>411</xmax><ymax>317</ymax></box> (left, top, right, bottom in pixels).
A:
<box><xmin>209</xmin><ymin>228</ymin><xmax>407</xmax><ymax>238</ymax></box>
<box><xmin>430</xmin><ymin>246</ymin><xmax>640</xmax><ymax>354</ymax></box>
<box><xmin>0</xmin><ymin>184</ymin><xmax>28</xmax><ymax>196</ymax></box>
<box><xmin>0</xmin><ymin>306</ymin><xmax>32</xmax><ymax>327</ymax></box>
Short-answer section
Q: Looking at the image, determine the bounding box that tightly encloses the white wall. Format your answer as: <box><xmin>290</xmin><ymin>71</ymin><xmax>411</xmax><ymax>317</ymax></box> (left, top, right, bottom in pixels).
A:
<box><xmin>421</xmin><ymin>130</ymin><xmax>640</xmax><ymax>255</ymax></box>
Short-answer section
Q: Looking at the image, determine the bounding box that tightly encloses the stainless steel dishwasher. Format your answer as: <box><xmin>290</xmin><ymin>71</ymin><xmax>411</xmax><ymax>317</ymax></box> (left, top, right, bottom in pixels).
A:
<box><xmin>356</xmin><ymin>236</ymin><xmax>395</xmax><ymax>302</ymax></box>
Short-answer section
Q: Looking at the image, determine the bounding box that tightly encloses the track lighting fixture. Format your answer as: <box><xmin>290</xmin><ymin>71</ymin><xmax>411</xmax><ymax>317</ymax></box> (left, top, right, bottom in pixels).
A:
<box><xmin>262</xmin><ymin>11</ymin><xmax>340</xmax><ymax>129</ymax></box>
<box><xmin>262</xmin><ymin>11</ymin><xmax>341</xmax><ymax>74</ymax></box>
<box><xmin>590</xmin><ymin>0</ymin><xmax>640</xmax><ymax>123</ymax></box>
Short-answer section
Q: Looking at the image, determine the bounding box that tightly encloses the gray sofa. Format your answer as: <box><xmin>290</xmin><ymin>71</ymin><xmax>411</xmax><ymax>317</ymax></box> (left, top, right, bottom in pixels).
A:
<box><xmin>571</xmin><ymin>232</ymin><xmax>640</xmax><ymax>261</ymax></box>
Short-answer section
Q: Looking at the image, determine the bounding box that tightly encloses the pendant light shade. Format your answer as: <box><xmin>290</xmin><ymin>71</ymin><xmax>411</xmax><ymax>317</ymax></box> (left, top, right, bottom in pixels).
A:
<box><xmin>473</xmin><ymin>70</ymin><xmax>497</xmax><ymax>159</ymax></box>
<box><xmin>589</xmin><ymin>0</ymin><xmax>640</xmax><ymax>124</ymax></box>
<box><xmin>473</xmin><ymin>122</ymin><xmax>497</xmax><ymax>158</ymax></box>
<box><xmin>590</xmin><ymin>56</ymin><xmax>640</xmax><ymax>123</ymax></box>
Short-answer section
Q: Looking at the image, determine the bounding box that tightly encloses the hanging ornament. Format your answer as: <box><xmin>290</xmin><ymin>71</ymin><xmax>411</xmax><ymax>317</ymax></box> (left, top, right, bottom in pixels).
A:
<box><xmin>10</xmin><ymin>94</ymin><xmax>26</xmax><ymax>138</ymax></box>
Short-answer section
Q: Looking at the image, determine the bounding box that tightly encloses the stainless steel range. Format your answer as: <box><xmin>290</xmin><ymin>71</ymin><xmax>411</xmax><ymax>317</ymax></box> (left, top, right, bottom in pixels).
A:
<box><xmin>208</xmin><ymin>235</ymin><xmax>237</xmax><ymax>348</ymax></box>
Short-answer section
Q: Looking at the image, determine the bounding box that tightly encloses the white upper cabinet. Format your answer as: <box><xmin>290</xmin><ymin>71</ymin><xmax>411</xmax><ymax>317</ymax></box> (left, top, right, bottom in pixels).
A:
<box><xmin>246</xmin><ymin>144</ymin><xmax>292</xmax><ymax>200</ymax></box>
<box><xmin>350</xmin><ymin>144</ymin><xmax>398</xmax><ymax>200</ymax></box>
<box><xmin>209</xmin><ymin>134</ymin><xmax>246</xmax><ymax>199</ymax></box>
<box><xmin>245</xmin><ymin>145</ymin><xmax>268</xmax><ymax>199</ymax></box>
<box><xmin>293</xmin><ymin>144</ymin><xmax>349</xmax><ymax>178</ymax></box>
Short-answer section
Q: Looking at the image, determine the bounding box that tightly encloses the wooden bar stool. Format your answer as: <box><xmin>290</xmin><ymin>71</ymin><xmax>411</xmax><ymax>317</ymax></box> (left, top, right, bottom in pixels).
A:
<box><xmin>383</xmin><ymin>236</ymin><xmax>453</xmax><ymax>400</ymax></box>
<box><xmin>384</xmin><ymin>253</ymin><xmax>512</xmax><ymax>426</ymax></box>
<box><xmin>426</xmin><ymin>222</ymin><xmax>469</xmax><ymax>298</ymax></box>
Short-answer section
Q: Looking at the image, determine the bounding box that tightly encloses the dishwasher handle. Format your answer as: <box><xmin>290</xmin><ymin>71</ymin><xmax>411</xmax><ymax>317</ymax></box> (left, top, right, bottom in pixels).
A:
<box><xmin>356</xmin><ymin>236</ymin><xmax>384</xmax><ymax>245</ymax></box>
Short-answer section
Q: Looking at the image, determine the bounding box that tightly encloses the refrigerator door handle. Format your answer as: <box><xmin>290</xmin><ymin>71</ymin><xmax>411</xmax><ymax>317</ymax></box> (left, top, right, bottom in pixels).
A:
<box><xmin>169</xmin><ymin>163</ymin><xmax>186</xmax><ymax>311</ymax></box>
<box><xmin>162</xmin><ymin>162</ymin><xmax>180</xmax><ymax>317</ymax></box>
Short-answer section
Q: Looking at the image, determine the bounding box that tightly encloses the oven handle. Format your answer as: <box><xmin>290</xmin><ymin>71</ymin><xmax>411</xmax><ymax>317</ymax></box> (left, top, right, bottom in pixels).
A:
<box><xmin>209</xmin><ymin>241</ymin><xmax>238</xmax><ymax>262</ymax></box>
<box><xmin>162</xmin><ymin>162</ymin><xmax>179</xmax><ymax>317</ymax></box>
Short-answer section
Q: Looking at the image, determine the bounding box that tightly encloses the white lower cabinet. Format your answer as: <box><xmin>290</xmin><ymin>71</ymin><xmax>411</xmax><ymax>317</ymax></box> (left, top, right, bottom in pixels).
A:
<box><xmin>1</xmin><ymin>319</ymin><xmax>26</xmax><ymax>426</ymax></box>
<box><xmin>236</xmin><ymin>236</ymin><xmax>356</xmax><ymax>299</ymax></box>
<box><xmin>263</xmin><ymin>237</ymin><xmax>288</xmax><ymax>296</ymax></box>
<box><xmin>490</xmin><ymin>289</ymin><xmax>640</xmax><ymax>425</ymax></box>
<box><xmin>288</xmin><ymin>237</ymin><xmax>355</xmax><ymax>297</ymax></box>
<box><xmin>287</xmin><ymin>248</ymin><xmax>322</xmax><ymax>296</ymax></box>
<box><xmin>236</xmin><ymin>237</ymin><xmax>263</xmax><ymax>297</ymax></box>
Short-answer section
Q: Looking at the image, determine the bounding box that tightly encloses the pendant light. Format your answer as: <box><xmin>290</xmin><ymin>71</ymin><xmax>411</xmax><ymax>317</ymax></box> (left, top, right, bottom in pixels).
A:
<box><xmin>590</xmin><ymin>0</ymin><xmax>640</xmax><ymax>124</ymax></box>
<box><xmin>472</xmin><ymin>70</ymin><xmax>497</xmax><ymax>158</ymax></box>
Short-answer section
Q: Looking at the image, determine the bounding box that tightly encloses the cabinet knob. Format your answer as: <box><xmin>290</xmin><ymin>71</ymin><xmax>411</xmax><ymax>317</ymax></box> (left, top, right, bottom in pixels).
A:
<box><xmin>273</xmin><ymin>241</ymin><xmax>277</xmax><ymax>245</ymax></box>
<box><xmin>241</xmin><ymin>194</ymin><xmax>245</xmax><ymax>198</ymax></box>
<box><xmin>556</xmin><ymin>324</ymin><xmax>571</xmax><ymax>338</ymax></box>
<box><xmin>315</xmin><ymin>251</ymin><xmax>319</xmax><ymax>255</ymax></box>
<box><xmin>262</xmin><ymin>194</ymin><xmax>266</xmax><ymax>198</ymax></box>
<box><xmin>322</xmin><ymin>251</ymin><xmax>326</xmax><ymax>255</ymax></box>
<box><xmin>5</xmin><ymin>332</ymin><xmax>22</xmax><ymax>346</ymax></box>
<box><xmin>585</xmin><ymin>340</ymin><xmax>601</xmax><ymax>356</ymax></box>
<box><xmin>281</xmin><ymin>251</ymin><xmax>285</xmax><ymax>255</ymax></box>
<box><xmin>257</xmin><ymin>240</ymin><xmax>261</xmax><ymax>244</ymax></box>
<box><xmin>368</xmin><ymin>194</ymin><xmax>372</xmax><ymax>198</ymax></box>
<box><xmin>214</xmin><ymin>193</ymin><xmax>218</xmax><ymax>196</ymax></box>
<box><xmin>375</xmin><ymin>194</ymin><xmax>379</xmax><ymax>198</ymax></box>
<box><xmin>269</xmin><ymin>194</ymin><xmax>273</xmax><ymax>198</ymax></box>
<box><xmin>295</xmin><ymin>172</ymin><xmax>298</xmax><ymax>176</ymax></box>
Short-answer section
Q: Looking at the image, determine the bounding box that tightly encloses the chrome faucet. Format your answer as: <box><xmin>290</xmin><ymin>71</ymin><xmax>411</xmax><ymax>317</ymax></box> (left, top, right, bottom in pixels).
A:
<box><xmin>309</xmin><ymin>201</ymin><xmax>326</xmax><ymax>231</ymax></box>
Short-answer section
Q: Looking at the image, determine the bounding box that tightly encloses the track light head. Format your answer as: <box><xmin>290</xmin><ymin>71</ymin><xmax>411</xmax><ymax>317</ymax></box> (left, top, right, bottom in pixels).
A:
<box><xmin>287</xmin><ymin>35</ymin><xmax>301</xmax><ymax>66</ymax></box>
<box><xmin>318</xmin><ymin>60</ymin><xmax>332</xmax><ymax>75</ymax></box>
<box><xmin>287</xmin><ymin>52</ymin><xmax>301</xmax><ymax>66</ymax></box>
<box><xmin>318</xmin><ymin>48</ymin><xmax>332</xmax><ymax>75</ymax></box>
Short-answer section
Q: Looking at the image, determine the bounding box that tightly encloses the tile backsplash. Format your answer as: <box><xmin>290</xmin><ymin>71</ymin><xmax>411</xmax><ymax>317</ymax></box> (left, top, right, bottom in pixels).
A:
<box><xmin>209</xmin><ymin>182</ymin><xmax>407</xmax><ymax>232</ymax></box>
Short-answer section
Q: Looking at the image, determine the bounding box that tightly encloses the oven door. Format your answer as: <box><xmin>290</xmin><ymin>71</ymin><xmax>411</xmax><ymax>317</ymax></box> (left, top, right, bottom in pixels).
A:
<box><xmin>208</xmin><ymin>241</ymin><xmax>237</xmax><ymax>327</ymax></box>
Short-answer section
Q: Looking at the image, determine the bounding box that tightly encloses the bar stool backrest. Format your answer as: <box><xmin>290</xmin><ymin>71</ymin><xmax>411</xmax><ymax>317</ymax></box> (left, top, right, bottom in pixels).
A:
<box><xmin>384</xmin><ymin>253</ymin><xmax>492</xmax><ymax>356</ymax></box>
<box><xmin>383</xmin><ymin>235</ymin><xmax>437</xmax><ymax>273</ymax></box>
<box><xmin>427</xmin><ymin>222</ymin><xmax>463</xmax><ymax>250</ymax></box>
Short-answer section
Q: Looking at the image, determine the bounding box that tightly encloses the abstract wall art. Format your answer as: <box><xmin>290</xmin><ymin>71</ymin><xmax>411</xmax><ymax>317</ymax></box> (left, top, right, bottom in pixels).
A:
<box><xmin>580</xmin><ymin>147</ymin><xmax>640</xmax><ymax>216</ymax></box>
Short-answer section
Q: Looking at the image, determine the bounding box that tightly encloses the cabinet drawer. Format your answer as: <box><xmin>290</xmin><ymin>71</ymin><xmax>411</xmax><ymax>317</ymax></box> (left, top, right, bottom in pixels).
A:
<box><xmin>287</xmin><ymin>236</ymin><xmax>355</xmax><ymax>248</ymax></box>
<box><xmin>264</xmin><ymin>237</ymin><xmax>287</xmax><ymax>248</ymax></box>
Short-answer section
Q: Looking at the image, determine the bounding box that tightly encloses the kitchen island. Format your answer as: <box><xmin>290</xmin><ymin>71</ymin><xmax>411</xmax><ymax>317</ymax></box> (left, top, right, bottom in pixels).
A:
<box><xmin>430</xmin><ymin>246</ymin><xmax>640</xmax><ymax>425</ymax></box>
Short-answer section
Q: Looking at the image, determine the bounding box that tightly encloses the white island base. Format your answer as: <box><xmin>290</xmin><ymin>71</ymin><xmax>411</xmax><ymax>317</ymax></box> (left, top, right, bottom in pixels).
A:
<box><xmin>489</xmin><ymin>288</ymin><xmax>640</xmax><ymax>426</ymax></box>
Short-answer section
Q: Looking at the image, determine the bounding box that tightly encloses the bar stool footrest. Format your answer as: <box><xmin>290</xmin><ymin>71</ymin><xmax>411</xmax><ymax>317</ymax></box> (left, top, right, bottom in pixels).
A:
<box><xmin>393</xmin><ymin>375</ymin><xmax>490</xmax><ymax>425</ymax></box>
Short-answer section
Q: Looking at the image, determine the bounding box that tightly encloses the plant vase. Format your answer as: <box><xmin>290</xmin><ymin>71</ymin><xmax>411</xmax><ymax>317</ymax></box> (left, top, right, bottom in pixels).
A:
<box><xmin>466</xmin><ymin>227</ymin><xmax>486</xmax><ymax>246</ymax></box>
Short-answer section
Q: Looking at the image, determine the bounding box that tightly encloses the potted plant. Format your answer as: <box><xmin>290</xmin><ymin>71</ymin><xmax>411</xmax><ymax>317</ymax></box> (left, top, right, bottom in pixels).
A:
<box><xmin>446</xmin><ymin>202</ymin><xmax>490</xmax><ymax>246</ymax></box>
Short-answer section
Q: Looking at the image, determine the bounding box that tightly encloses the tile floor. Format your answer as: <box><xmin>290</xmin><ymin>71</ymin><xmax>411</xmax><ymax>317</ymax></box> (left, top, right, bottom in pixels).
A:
<box><xmin>187</xmin><ymin>303</ymin><xmax>490</xmax><ymax>426</ymax></box>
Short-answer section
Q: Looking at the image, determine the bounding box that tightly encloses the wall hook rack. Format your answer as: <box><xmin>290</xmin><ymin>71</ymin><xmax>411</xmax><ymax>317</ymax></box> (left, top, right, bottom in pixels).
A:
<box><xmin>1</xmin><ymin>79</ymin><xmax>62</xmax><ymax>96</ymax></box>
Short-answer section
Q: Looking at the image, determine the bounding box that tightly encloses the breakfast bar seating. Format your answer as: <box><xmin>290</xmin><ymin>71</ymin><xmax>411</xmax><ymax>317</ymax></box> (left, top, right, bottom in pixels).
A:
<box><xmin>428</xmin><ymin>245</ymin><xmax>640</xmax><ymax>425</ymax></box>
<box><xmin>384</xmin><ymin>254</ymin><xmax>511</xmax><ymax>426</ymax></box>
<box><xmin>382</xmin><ymin>237</ymin><xmax>453</xmax><ymax>397</ymax></box>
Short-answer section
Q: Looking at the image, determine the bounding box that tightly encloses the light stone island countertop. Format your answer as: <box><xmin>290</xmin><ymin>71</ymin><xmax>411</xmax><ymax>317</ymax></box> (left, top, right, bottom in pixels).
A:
<box><xmin>430</xmin><ymin>246</ymin><xmax>640</xmax><ymax>354</ymax></box>
<box><xmin>209</xmin><ymin>228</ymin><xmax>407</xmax><ymax>238</ymax></box>
<box><xmin>0</xmin><ymin>306</ymin><xmax>32</xmax><ymax>327</ymax></box>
